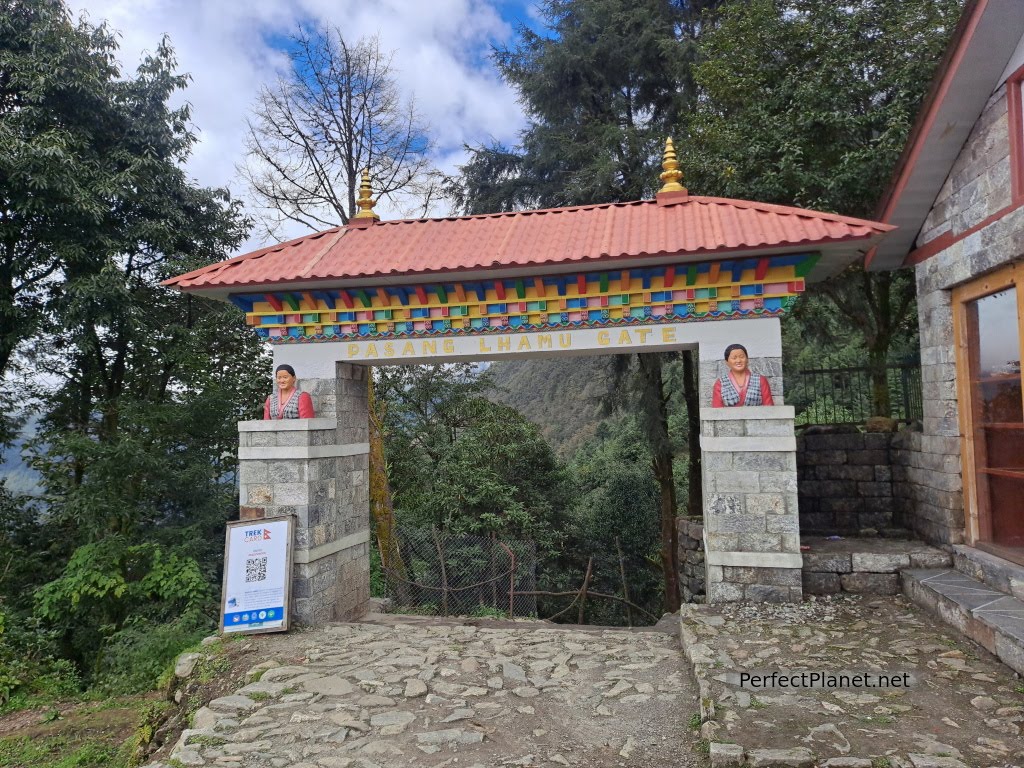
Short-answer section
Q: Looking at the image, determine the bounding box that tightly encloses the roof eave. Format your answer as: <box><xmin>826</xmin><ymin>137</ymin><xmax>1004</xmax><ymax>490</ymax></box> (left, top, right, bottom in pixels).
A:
<box><xmin>173</xmin><ymin>232</ymin><xmax>889</xmax><ymax>304</ymax></box>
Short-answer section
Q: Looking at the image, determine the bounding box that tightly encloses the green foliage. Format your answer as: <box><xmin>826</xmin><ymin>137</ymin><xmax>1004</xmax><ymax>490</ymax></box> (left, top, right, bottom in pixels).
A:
<box><xmin>379</xmin><ymin>365</ymin><xmax>573</xmax><ymax>555</ymax></box>
<box><xmin>469</xmin><ymin>604</ymin><xmax>508</xmax><ymax>620</ymax></box>
<box><xmin>688</xmin><ymin>0</ymin><xmax>962</xmax><ymax>217</ymax></box>
<box><xmin>686</xmin><ymin>0</ymin><xmax>961</xmax><ymax>414</ymax></box>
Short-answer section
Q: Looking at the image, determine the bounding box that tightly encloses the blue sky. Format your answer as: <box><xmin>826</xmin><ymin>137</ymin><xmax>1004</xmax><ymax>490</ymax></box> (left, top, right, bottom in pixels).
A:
<box><xmin>66</xmin><ymin>0</ymin><xmax>542</xmax><ymax>248</ymax></box>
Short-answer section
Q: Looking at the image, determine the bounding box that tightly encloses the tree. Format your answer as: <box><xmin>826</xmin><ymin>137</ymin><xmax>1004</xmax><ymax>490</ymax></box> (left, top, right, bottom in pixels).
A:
<box><xmin>0</xmin><ymin>0</ymin><xmax>128</xmax><ymax>442</ymax></box>
<box><xmin>448</xmin><ymin>0</ymin><xmax>722</xmax><ymax>613</ymax></box>
<box><xmin>686</xmin><ymin>0</ymin><xmax>962</xmax><ymax>415</ymax></box>
<box><xmin>239</xmin><ymin>28</ymin><xmax>436</xmax><ymax>240</ymax></box>
<box><xmin>0</xmin><ymin>2</ymin><xmax>267</xmax><ymax>686</ymax></box>
<box><xmin>448</xmin><ymin>0</ymin><xmax>692</xmax><ymax>212</ymax></box>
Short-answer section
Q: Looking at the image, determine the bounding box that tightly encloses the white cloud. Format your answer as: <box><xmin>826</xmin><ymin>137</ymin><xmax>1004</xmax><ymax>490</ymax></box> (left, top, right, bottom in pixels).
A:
<box><xmin>66</xmin><ymin>0</ymin><xmax>529</xmax><ymax>247</ymax></box>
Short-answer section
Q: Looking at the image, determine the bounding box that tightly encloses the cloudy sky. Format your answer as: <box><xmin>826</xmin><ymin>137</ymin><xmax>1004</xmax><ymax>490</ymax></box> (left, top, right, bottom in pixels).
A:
<box><xmin>65</xmin><ymin>0</ymin><xmax>538</xmax><ymax>249</ymax></box>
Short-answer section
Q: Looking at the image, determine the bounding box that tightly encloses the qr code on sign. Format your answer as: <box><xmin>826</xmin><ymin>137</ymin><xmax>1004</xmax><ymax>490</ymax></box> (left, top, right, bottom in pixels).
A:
<box><xmin>245</xmin><ymin>557</ymin><xmax>268</xmax><ymax>583</ymax></box>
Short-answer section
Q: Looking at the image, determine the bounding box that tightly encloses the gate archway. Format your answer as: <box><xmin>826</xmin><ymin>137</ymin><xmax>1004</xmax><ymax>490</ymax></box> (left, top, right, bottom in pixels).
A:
<box><xmin>166</xmin><ymin>142</ymin><xmax>894</xmax><ymax>623</ymax></box>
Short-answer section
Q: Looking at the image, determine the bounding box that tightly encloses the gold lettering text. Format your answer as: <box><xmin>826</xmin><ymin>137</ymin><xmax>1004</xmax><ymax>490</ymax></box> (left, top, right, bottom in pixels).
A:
<box><xmin>618</xmin><ymin>330</ymin><xmax>633</xmax><ymax>345</ymax></box>
<box><xmin>558</xmin><ymin>333</ymin><xmax>572</xmax><ymax>349</ymax></box>
<box><xmin>479</xmin><ymin>339</ymin><xmax>493</xmax><ymax>353</ymax></box>
<box><xmin>402</xmin><ymin>342</ymin><xmax>415</xmax><ymax>356</ymax></box>
<box><xmin>497</xmin><ymin>337</ymin><xmax>511</xmax><ymax>351</ymax></box>
<box><xmin>661</xmin><ymin>327</ymin><xmax>677</xmax><ymax>343</ymax></box>
<box><xmin>365</xmin><ymin>343</ymin><xmax>378</xmax><ymax>358</ymax></box>
<box><xmin>636</xmin><ymin>328</ymin><xmax>651</xmax><ymax>343</ymax></box>
<box><xmin>538</xmin><ymin>335</ymin><xmax>553</xmax><ymax>349</ymax></box>
<box><xmin>383</xmin><ymin>342</ymin><xmax>395</xmax><ymax>357</ymax></box>
<box><xmin>347</xmin><ymin>344</ymin><xmax>360</xmax><ymax>358</ymax></box>
<box><xmin>597</xmin><ymin>330</ymin><xmax>610</xmax><ymax>346</ymax></box>
<box><xmin>422</xmin><ymin>341</ymin><xmax>437</xmax><ymax>354</ymax></box>
<box><xmin>443</xmin><ymin>339</ymin><xmax>455</xmax><ymax>353</ymax></box>
<box><xmin>517</xmin><ymin>336</ymin><xmax>532</xmax><ymax>351</ymax></box>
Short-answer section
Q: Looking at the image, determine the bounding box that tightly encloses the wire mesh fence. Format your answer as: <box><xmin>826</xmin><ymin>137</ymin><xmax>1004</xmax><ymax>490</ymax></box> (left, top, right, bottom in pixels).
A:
<box><xmin>379</xmin><ymin>526</ymin><xmax>538</xmax><ymax>618</ymax></box>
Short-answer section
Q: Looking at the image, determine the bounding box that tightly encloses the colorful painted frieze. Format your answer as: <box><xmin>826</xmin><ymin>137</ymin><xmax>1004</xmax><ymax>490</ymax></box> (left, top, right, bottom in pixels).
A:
<box><xmin>231</xmin><ymin>253</ymin><xmax>818</xmax><ymax>344</ymax></box>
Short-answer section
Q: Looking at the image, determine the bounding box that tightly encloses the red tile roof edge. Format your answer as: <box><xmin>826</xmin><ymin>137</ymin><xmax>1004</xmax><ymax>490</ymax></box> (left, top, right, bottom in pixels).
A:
<box><xmin>163</xmin><ymin>196</ymin><xmax>894</xmax><ymax>289</ymax></box>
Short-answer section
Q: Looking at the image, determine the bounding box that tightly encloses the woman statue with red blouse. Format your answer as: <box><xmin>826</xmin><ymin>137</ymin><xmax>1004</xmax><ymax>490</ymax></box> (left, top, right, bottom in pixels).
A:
<box><xmin>263</xmin><ymin>364</ymin><xmax>315</xmax><ymax>419</ymax></box>
<box><xmin>711</xmin><ymin>344</ymin><xmax>774</xmax><ymax>407</ymax></box>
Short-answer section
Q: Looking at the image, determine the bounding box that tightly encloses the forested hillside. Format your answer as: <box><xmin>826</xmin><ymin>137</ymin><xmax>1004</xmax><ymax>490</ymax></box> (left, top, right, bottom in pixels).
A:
<box><xmin>486</xmin><ymin>357</ymin><xmax>616</xmax><ymax>458</ymax></box>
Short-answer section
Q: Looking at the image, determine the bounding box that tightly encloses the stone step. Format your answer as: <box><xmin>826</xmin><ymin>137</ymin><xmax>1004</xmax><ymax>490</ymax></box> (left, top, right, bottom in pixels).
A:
<box><xmin>952</xmin><ymin>544</ymin><xmax>1024</xmax><ymax>599</ymax></box>
<box><xmin>800</xmin><ymin>537</ymin><xmax>952</xmax><ymax>596</ymax></box>
<box><xmin>902</xmin><ymin>568</ymin><xmax>1024</xmax><ymax>675</ymax></box>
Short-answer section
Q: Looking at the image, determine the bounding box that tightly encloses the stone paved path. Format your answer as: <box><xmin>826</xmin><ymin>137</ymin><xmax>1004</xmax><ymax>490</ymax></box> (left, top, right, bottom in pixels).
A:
<box><xmin>682</xmin><ymin>594</ymin><xmax>1024</xmax><ymax>768</ymax></box>
<box><xmin>152</xmin><ymin>616</ymin><xmax>701</xmax><ymax>768</ymax></box>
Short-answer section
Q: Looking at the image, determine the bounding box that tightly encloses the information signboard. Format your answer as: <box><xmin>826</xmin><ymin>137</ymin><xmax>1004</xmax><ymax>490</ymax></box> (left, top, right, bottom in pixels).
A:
<box><xmin>220</xmin><ymin>517</ymin><xmax>294</xmax><ymax>635</ymax></box>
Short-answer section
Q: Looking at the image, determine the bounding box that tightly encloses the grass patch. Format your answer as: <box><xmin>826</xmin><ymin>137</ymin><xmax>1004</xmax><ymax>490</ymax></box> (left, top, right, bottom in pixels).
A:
<box><xmin>247</xmin><ymin>691</ymin><xmax>271</xmax><ymax>702</ymax></box>
<box><xmin>0</xmin><ymin>736</ymin><xmax>124</xmax><ymax>768</ymax></box>
<box><xmin>871</xmin><ymin>759</ymin><xmax>892</xmax><ymax>768</ymax></box>
<box><xmin>688</xmin><ymin>712</ymin><xmax>702</xmax><ymax>730</ymax></box>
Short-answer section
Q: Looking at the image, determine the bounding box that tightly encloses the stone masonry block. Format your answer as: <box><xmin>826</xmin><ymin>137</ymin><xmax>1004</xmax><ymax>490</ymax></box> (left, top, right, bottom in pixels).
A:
<box><xmin>239</xmin><ymin>461</ymin><xmax>270</xmax><ymax>485</ymax></box>
<box><xmin>765</xmin><ymin>515</ymin><xmax>800</xmax><ymax>534</ymax></box>
<box><xmin>707</xmin><ymin>582</ymin><xmax>744</xmax><ymax>602</ymax></box>
<box><xmin>800</xmin><ymin>450</ymin><xmax>848</xmax><ymax>466</ymax></box>
<box><xmin>705</xmin><ymin>514</ymin><xmax>765</xmax><ymax>534</ymax></box>
<box><xmin>851</xmin><ymin>553</ymin><xmax>910</xmax><ymax>573</ymax></box>
<box><xmin>239</xmin><ymin>506</ymin><xmax>265</xmax><ymax>521</ymax></box>
<box><xmin>710</xmin><ymin>471</ymin><xmax>760</xmax><ymax>493</ymax></box>
<box><xmin>816</xmin><ymin>464</ymin><xmax>874</xmax><ymax>482</ymax></box>
<box><xmin>737</xmin><ymin>534</ymin><xmax>783</xmax><ymax>552</ymax></box>
<box><xmin>746</xmin><ymin>494</ymin><xmax>785</xmax><ymax>515</ymax></box>
<box><xmin>803</xmin><ymin>572</ymin><xmax>841</xmax><ymax>595</ymax></box>
<box><xmin>273</xmin><ymin>482</ymin><xmax>311</xmax><ymax>505</ymax></box>
<box><xmin>269</xmin><ymin>461</ymin><xmax>306</xmax><ymax>484</ymax></box>
<box><xmin>733</xmin><ymin>452</ymin><xmax>795</xmax><ymax>472</ymax></box>
<box><xmin>758</xmin><ymin>472</ymin><xmax>798</xmax><ymax>493</ymax></box>
<box><xmin>722</xmin><ymin>566</ymin><xmax>761</xmax><ymax>584</ymax></box>
<box><xmin>707</xmin><ymin>493</ymin><xmax>744</xmax><ymax>515</ymax></box>
<box><xmin>744</xmin><ymin>584</ymin><xmax>795</xmax><ymax>603</ymax></box>
<box><xmin>704</xmin><ymin>533</ymin><xmax>739</xmax><ymax>551</ymax></box>
<box><xmin>245</xmin><ymin>484</ymin><xmax>274</xmax><ymax>506</ymax></box>
<box><xmin>745</xmin><ymin>419</ymin><xmax>795</xmax><ymax>437</ymax></box>
<box><xmin>703</xmin><ymin>452</ymin><xmax>733</xmax><ymax>471</ymax></box>
<box><xmin>840</xmin><ymin>573</ymin><xmax>899</xmax><ymax>594</ymax></box>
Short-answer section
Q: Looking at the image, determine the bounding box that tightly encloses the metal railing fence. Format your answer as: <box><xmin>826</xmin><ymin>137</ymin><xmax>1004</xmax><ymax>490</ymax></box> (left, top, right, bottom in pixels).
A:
<box><xmin>794</xmin><ymin>363</ymin><xmax>923</xmax><ymax>425</ymax></box>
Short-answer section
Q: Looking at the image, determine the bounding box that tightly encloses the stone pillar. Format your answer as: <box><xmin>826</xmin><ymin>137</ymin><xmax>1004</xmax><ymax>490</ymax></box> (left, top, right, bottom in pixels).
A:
<box><xmin>237</xmin><ymin>361</ymin><xmax>371</xmax><ymax>625</ymax></box>
<box><xmin>698</xmin><ymin>338</ymin><xmax>802</xmax><ymax>602</ymax></box>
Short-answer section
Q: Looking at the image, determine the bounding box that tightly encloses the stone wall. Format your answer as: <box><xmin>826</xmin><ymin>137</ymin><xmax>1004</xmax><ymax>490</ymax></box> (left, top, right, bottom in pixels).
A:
<box><xmin>237</xmin><ymin>361</ymin><xmax>371</xmax><ymax>626</ymax></box>
<box><xmin>677</xmin><ymin>518</ymin><xmax>705</xmax><ymax>603</ymax></box>
<box><xmin>796</xmin><ymin>430</ymin><xmax>895</xmax><ymax>535</ymax></box>
<box><xmin>918</xmin><ymin>85</ymin><xmax>1012</xmax><ymax>247</ymax></box>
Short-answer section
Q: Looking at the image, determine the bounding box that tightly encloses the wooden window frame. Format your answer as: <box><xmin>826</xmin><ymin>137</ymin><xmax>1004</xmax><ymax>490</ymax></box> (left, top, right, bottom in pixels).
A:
<box><xmin>952</xmin><ymin>262</ymin><xmax>1024</xmax><ymax>556</ymax></box>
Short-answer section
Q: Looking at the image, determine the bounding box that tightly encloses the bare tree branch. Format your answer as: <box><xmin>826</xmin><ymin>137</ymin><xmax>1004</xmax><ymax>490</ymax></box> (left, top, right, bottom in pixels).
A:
<box><xmin>238</xmin><ymin>28</ymin><xmax>435</xmax><ymax>242</ymax></box>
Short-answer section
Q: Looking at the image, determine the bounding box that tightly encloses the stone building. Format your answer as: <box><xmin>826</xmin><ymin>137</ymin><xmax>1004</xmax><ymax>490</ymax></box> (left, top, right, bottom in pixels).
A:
<box><xmin>867</xmin><ymin>0</ymin><xmax>1024</xmax><ymax>661</ymax></box>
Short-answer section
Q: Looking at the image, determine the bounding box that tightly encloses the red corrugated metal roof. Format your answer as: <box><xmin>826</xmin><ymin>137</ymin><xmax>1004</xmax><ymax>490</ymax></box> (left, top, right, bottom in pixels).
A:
<box><xmin>165</xmin><ymin>196</ymin><xmax>893</xmax><ymax>292</ymax></box>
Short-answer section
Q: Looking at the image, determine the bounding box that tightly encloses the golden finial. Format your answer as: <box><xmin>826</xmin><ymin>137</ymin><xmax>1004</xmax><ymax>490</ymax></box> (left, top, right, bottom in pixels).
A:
<box><xmin>353</xmin><ymin>168</ymin><xmax>379</xmax><ymax>220</ymax></box>
<box><xmin>658</xmin><ymin>138</ymin><xmax>687</xmax><ymax>195</ymax></box>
